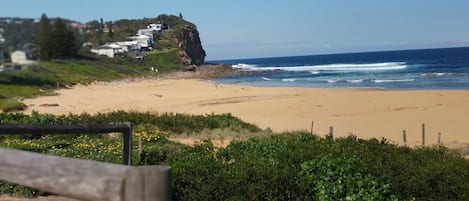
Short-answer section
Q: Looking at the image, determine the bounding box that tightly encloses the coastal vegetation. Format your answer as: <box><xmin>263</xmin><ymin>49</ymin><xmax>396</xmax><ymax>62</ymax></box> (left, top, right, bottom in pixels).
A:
<box><xmin>0</xmin><ymin>13</ymin><xmax>207</xmax><ymax>112</ymax></box>
<box><xmin>0</xmin><ymin>111</ymin><xmax>468</xmax><ymax>200</ymax></box>
<box><xmin>1</xmin><ymin>14</ymin><xmax>469</xmax><ymax>201</ymax></box>
<box><xmin>36</xmin><ymin>14</ymin><xmax>80</xmax><ymax>60</ymax></box>
<box><xmin>0</xmin><ymin>47</ymin><xmax>198</xmax><ymax>112</ymax></box>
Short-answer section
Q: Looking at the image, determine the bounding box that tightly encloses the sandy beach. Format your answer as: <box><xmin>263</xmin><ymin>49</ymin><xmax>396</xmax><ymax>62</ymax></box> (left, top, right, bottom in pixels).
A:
<box><xmin>21</xmin><ymin>78</ymin><xmax>469</xmax><ymax>148</ymax></box>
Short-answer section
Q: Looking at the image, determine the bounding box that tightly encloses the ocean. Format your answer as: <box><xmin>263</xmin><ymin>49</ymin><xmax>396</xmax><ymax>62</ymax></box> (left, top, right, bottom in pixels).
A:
<box><xmin>211</xmin><ymin>47</ymin><xmax>469</xmax><ymax>89</ymax></box>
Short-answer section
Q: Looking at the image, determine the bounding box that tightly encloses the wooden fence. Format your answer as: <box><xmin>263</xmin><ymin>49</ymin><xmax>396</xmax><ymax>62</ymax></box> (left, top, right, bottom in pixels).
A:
<box><xmin>0</xmin><ymin>123</ymin><xmax>133</xmax><ymax>165</ymax></box>
<box><xmin>0</xmin><ymin>123</ymin><xmax>171</xmax><ymax>201</ymax></box>
<box><xmin>0</xmin><ymin>148</ymin><xmax>171</xmax><ymax>201</ymax></box>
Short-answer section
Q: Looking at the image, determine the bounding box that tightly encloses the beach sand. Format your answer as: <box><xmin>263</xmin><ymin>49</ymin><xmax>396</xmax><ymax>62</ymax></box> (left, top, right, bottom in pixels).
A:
<box><xmin>22</xmin><ymin>78</ymin><xmax>469</xmax><ymax>148</ymax></box>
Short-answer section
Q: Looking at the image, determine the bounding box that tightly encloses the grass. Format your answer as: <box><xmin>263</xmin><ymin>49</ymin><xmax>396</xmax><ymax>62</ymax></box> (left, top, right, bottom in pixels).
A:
<box><xmin>169</xmin><ymin>128</ymin><xmax>270</xmax><ymax>147</ymax></box>
<box><xmin>0</xmin><ymin>99</ymin><xmax>27</xmax><ymax>113</ymax></box>
<box><xmin>0</xmin><ymin>111</ymin><xmax>468</xmax><ymax>200</ymax></box>
<box><xmin>0</xmin><ymin>84</ymin><xmax>44</xmax><ymax>112</ymax></box>
<box><xmin>143</xmin><ymin>48</ymin><xmax>183</xmax><ymax>71</ymax></box>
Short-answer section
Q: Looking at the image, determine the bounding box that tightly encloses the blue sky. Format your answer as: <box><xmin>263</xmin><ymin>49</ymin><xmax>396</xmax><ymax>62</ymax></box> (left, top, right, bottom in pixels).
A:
<box><xmin>2</xmin><ymin>0</ymin><xmax>469</xmax><ymax>60</ymax></box>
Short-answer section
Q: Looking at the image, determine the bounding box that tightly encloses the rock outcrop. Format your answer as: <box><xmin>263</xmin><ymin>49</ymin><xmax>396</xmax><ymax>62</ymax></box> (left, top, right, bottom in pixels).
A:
<box><xmin>175</xmin><ymin>25</ymin><xmax>206</xmax><ymax>66</ymax></box>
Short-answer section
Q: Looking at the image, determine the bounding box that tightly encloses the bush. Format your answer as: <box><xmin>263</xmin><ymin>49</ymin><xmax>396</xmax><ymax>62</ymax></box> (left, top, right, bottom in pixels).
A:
<box><xmin>167</xmin><ymin>133</ymin><xmax>469</xmax><ymax>200</ymax></box>
<box><xmin>0</xmin><ymin>111</ymin><xmax>261</xmax><ymax>134</ymax></box>
<box><xmin>0</xmin><ymin>99</ymin><xmax>27</xmax><ymax>112</ymax></box>
<box><xmin>334</xmin><ymin>136</ymin><xmax>469</xmax><ymax>200</ymax></box>
<box><xmin>298</xmin><ymin>155</ymin><xmax>397</xmax><ymax>200</ymax></box>
<box><xmin>1</xmin><ymin>112</ymin><xmax>468</xmax><ymax>200</ymax></box>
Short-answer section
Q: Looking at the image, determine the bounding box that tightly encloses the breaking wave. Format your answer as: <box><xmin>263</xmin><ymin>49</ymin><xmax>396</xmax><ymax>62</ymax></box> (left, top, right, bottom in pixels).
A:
<box><xmin>372</xmin><ymin>79</ymin><xmax>415</xmax><ymax>83</ymax></box>
<box><xmin>232</xmin><ymin>62</ymin><xmax>407</xmax><ymax>72</ymax></box>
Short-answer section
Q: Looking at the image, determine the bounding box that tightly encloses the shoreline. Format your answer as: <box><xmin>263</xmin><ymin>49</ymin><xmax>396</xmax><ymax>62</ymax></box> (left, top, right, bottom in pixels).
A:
<box><xmin>20</xmin><ymin>70</ymin><xmax>469</xmax><ymax>149</ymax></box>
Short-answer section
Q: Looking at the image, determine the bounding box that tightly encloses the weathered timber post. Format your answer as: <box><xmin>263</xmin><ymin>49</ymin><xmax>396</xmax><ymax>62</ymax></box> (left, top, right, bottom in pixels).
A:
<box><xmin>123</xmin><ymin>122</ymin><xmax>133</xmax><ymax>165</ymax></box>
<box><xmin>0</xmin><ymin>148</ymin><xmax>171</xmax><ymax>201</ymax></box>
<box><xmin>138</xmin><ymin>136</ymin><xmax>143</xmax><ymax>155</ymax></box>
<box><xmin>422</xmin><ymin>124</ymin><xmax>426</xmax><ymax>147</ymax></box>
<box><xmin>403</xmin><ymin>130</ymin><xmax>407</xmax><ymax>145</ymax></box>
<box><xmin>125</xmin><ymin>166</ymin><xmax>172</xmax><ymax>201</ymax></box>
<box><xmin>310</xmin><ymin>121</ymin><xmax>314</xmax><ymax>135</ymax></box>
<box><xmin>329</xmin><ymin>126</ymin><xmax>334</xmax><ymax>137</ymax></box>
<box><xmin>438</xmin><ymin>132</ymin><xmax>442</xmax><ymax>145</ymax></box>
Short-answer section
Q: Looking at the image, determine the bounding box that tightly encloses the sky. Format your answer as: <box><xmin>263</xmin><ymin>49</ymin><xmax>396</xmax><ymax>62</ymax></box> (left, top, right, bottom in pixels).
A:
<box><xmin>1</xmin><ymin>0</ymin><xmax>469</xmax><ymax>60</ymax></box>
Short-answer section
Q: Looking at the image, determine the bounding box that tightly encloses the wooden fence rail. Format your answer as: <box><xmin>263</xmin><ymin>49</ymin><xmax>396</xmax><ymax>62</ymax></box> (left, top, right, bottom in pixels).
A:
<box><xmin>0</xmin><ymin>148</ymin><xmax>171</xmax><ymax>201</ymax></box>
<box><xmin>0</xmin><ymin>123</ymin><xmax>132</xmax><ymax>165</ymax></box>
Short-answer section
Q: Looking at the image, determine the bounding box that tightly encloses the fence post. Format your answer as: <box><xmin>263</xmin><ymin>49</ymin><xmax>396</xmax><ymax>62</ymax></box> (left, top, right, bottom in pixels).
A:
<box><xmin>138</xmin><ymin>136</ymin><xmax>143</xmax><ymax>155</ymax></box>
<box><xmin>438</xmin><ymin>132</ymin><xmax>442</xmax><ymax>145</ymax></box>
<box><xmin>125</xmin><ymin>166</ymin><xmax>172</xmax><ymax>201</ymax></box>
<box><xmin>0</xmin><ymin>148</ymin><xmax>172</xmax><ymax>201</ymax></box>
<box><xmin>310</xmin><ymin>121</ymin><xmax>314</xmax><ymax>135</ymax></box>
<box><xmin>123</xmin><ymin>122</ymin><xmax>133</xmax><ymax>165</ymax></box>
<box><xmin>422</xmin><ymin>124</ymin><xmax>425</xmax><ymax>147</ymax></box>
<box><xmin>403</xmin><ymin>130</ymin><xmax>407</xmax><ymax>145</ymax></box>
<box><xmin>329</xmin><ymin>126</ymin><xmax>333</xmax><ymax>137</ymax></box>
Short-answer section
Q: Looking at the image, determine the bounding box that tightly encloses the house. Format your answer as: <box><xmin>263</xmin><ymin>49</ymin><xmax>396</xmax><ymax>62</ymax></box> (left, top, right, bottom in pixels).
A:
<box><xmin>136</xmin><ymin>28</ymin><xmax>156</xmax><ymax>45</ymax></box>
<box><xmin>90</xmin><ymin>22</ymin><xmax>164</xmax><ymax>58</ymax></box>
<box><xmin>137</xmin><ymin>28</ymin><xmax>155</xmax><ymax>37</ymax></box>
<box><xmin>113</xmin><ymin>41</ymin><xmax>139</xmax><ymax>52</ymax></box>
<box><xmin>91</xmin><ymin>44</ymin><xmax>125</xmax><ymax>58</ymax></box>
<box><xmin>10</xmin><ymin>50</ymin><xmax>36</xmax><ymax>65</ymax></box>
<box><xmin>129</xmin><ymin>35</ymin><xmax>153</xmax><ymax>50</ymax></box>
<box><xmin>147</xmin><ymin>23</ymin><xmax>168</xmax><ymax>32</ymax></box>
<box><xmin>147</xmin><ymin>23</ymin><xmax>162</xmax><ymax>32</ymax></box>
<box><xmin>0</xmin><ymin>28</ymin><xmax>4</xmax><ymax>44</ymax></box>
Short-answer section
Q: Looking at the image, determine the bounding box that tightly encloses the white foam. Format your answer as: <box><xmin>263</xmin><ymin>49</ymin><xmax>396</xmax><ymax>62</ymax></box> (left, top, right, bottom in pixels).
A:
<box><xmin>347</xmin><ymin>79</ymin><xmax>364</xmax><ymax>83</ymax></box>
<box><xmin>261</xmin><ymin>77</ymin><xmax>272</xmax><ymax>81</ymax></box>
<box><xmin>420</xmin><ymin>73</ymin><xmax>452</xmax><ymax>76</ymax></box>
<box><xmin>310</xmin><ymin>71</ymin><xmax>321</xmax><ymax>74</ymax></box>
<box><xmin>373</xmin><ymin>79</ymin><xmax>415</xmax><ymax>83</ymax></box>
<box><xmin>327</xmin><ymin>79</ymin><xmax>340</xmax><ymax>83</ymax></box>
<box><xmin>237</xmin><ymin>62</ymin><xmax>408</xmax><ymax>72</ymax></box>
<box><xmin>232</xmin><ymin>63</ymin><xmax>258</xmax><ymax>70</ymax></box>
<box><xmin>282</xmin><ymin>78</ymin><xmax>298</xmax><ymax>82</ymax></box>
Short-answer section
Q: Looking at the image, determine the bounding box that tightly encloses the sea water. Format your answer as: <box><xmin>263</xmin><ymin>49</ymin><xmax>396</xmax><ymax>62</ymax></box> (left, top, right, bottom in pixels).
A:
<box><xmin>211</xmin><ymin>47</ymin><xmax>469</xmax><ymax>89</ymax></box>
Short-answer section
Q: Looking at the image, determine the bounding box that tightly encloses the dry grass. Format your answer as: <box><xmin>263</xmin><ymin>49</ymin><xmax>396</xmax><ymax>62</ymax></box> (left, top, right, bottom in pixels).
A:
<box><xmin>168</xmin><ymin>128</ymin><xmax>274</xmax><ymax>147</ymax></box>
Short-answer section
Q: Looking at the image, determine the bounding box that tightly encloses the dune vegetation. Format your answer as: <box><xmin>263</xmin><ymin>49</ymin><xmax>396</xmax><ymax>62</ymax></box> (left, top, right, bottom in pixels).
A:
<box><xmin>0</xmin><ymin>111</ymin><xmax>468</xmax><ymax>200</ymax></box>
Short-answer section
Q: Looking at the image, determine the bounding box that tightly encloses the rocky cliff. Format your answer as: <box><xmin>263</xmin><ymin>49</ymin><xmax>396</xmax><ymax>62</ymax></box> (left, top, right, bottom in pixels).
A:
<box><xmin>82</xmin><ymin>14</ymin><xmax>207</xmax><ymax>67</ymax></box>
<box><xmin>175</xmin><ymin>25</ymin><xmax>206</xmax><ymax>66</ymax></box>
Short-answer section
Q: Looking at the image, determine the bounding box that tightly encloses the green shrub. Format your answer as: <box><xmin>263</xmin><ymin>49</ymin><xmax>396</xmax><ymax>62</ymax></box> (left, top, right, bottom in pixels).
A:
<box><xmin>298</xmin><ymin>155</ymin><xmax>397</xmax><ymax>201</ymax></box>
<box><xmin>0</xmin><ymin>111</ymin><xmax>261</xmax><ymax>134</ymax></box>
<box><xmin>334</xmin><ymin>136</ymin><xmax>469</xmax><ymax>201</ymax></box>
<box><xmin>167</xmin><ymin>133</ymin><xmax>469</xmax><ymax>200</ymax></box>
<box><xmin>0</xmin><ymin>99</ymin><xmax>27</xmax><ymax>112</ymax></box>
<box><xmin>1</xmin><ymin>112</ymin><xmax>468</xmax><ymax>200</ymax></box>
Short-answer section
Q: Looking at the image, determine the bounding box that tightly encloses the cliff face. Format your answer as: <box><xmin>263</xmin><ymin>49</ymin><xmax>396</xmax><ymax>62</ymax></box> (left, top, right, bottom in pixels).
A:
<box><xmin>175</xmin><ymin>25</ymin><xmax>206</xmax><ymax>66</ymax></box>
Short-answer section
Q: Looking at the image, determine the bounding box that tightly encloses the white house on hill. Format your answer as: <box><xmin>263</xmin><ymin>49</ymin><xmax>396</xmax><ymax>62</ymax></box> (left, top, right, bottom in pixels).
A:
<box><xmin>147</xmin><ymin>23</ymin><xmax>163</xmax><ymax>32</ymax></box>
<box><xmin>128</xmin><ymin>35</ymin><xmax>152</xmax><ymax>50</ymax></box>
<box><xmin>11</xmin><ymin>50</ymin><xmax>36</xmax><ymax>65</ymax></box>
<box><xmin>89</xmin><ymin>23</ymin><xmax>162</xmax><ymax>58</ymax></box>
<box><xmin>91</xmin><ymin>44</ymin><xmax>124</xmax><ymax>58</ymax></box>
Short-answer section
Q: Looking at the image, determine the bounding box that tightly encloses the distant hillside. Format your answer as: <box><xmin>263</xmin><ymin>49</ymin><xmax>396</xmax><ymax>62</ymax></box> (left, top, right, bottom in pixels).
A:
<box><xmin>82</xmin><ymin>14</ymin><xmax>206</xmax><ymax>65</ymax></box>
<box><xmin>0</xmin><ymin>14</ymin><xmax>206</xmax><ymax>66</ymax></box>
<box><xmin>0</xmin><ymin>17</ymin><xmax>77</xmax><ymax>50</ymax></box>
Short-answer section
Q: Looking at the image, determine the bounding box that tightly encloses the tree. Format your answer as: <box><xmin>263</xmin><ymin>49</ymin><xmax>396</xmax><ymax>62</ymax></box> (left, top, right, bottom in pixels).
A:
<box><xmin>49</xmin><ymin>18</ymin><xmax>79</xmax><ymax>59</ymax></box>
<box><xmin>107</xmin><ymin>21</ymin><xmax>114</xmax><ymax>39</ymax></box>
<box><xmin>36</xmin><ymin>14</ymin><xmax>52</xmax><ymax>60</ymax></box>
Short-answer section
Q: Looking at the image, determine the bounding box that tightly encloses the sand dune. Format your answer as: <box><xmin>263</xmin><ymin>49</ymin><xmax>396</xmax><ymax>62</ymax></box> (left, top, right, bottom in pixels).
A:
<box><xmin>22</xmin><ymin>78</ymin><xmax>469</xmax><ymax>148</ymax></box>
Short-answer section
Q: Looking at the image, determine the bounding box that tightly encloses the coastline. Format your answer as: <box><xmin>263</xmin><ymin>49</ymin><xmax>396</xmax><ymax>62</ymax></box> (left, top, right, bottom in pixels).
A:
<box><xmin>20</xmin><ymin>67</ymin><xmax>469</xmax><ymax>149</ymax></box>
